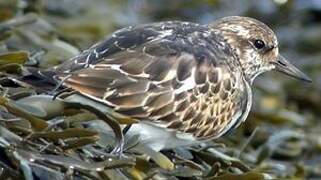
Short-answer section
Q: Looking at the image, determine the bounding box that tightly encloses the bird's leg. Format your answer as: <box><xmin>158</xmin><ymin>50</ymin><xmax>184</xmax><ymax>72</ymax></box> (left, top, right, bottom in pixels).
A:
<box><xmin>122</xmin><ymin>124</ymin><xmax>132</xmax><ymax>135</ymax></box>
<box><xmin>237</xmin><ymin>126</ymin><xmax>260</xmax><ymax>158</ymax></box>
<box><xmin>49</xmin><ymin>74</ymin><xmax>71</xmax><ymax>95</ymax></box>
<box><xmin>104</xmin><ymin>113</ymin><xmax>125</xmax><ymax>158</ymax></box>
<box><xmin>110</xmin><ymin>137</ymin><xmax>125</xmax><ymax>158</ymax></box>
<box><xmin>63</xmin><ymin>101</ymin><xmax>126</xmax><ymax>158</ymax></box>
<box><xmin>51</xmin><ymin>87</ymin><xmax>73</xmax><ymax>100</ymax></box>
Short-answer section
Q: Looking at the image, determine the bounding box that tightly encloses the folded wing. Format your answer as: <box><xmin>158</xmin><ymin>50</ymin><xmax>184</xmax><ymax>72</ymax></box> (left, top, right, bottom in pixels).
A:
<box><xmin>57</xmin><ymin>22</ymin><xmax>250</xmax><ymax>139</ymax></box>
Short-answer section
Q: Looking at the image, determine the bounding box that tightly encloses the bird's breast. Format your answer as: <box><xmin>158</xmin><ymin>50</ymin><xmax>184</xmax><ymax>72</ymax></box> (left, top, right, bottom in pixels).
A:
<box><xmin>156</xmin><ymin>70</ymin><xmax>247</xmax><ymax>140</ymax></box>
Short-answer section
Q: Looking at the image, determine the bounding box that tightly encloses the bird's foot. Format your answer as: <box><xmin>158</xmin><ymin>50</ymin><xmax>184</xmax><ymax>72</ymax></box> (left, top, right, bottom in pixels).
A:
<box><xmin>110</xmin><ymin>140</ymin><xmax>127</xmax><ymax>158</ymax></box>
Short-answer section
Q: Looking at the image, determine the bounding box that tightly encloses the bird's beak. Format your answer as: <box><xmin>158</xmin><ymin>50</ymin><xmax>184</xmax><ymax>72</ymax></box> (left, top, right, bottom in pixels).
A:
<box><xmin>274</xmin><ymin>55</ymin><xmax>312</xmax><ymax>82</ymax></box>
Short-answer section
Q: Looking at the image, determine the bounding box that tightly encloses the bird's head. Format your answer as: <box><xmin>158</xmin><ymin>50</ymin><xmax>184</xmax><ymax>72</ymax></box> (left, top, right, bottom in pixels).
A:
<box><xmin>210</xmin><ymin>16</ymin><xmax>311</xmax><ymax>84</ymax></box>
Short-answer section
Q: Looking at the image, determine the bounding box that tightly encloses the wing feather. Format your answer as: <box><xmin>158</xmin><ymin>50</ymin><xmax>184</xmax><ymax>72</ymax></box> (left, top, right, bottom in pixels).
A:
<box><xmin>58</xmin><ymin>21</ymin><xmax>250</xmax><ymax>140</ymax></box>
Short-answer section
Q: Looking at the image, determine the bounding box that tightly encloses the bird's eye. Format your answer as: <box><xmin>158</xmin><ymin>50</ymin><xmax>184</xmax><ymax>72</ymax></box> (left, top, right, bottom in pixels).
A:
<box><xmin>253</xmin><ymin>39</ymin><xmax>265</xmax><ymax>49</ymax></box>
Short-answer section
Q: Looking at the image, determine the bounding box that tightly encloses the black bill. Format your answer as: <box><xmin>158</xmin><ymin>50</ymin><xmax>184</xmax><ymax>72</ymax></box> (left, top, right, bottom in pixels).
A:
<box><xmin>274</xmin><ymin>55</ymin><xmax>312</xmax><ymax>83</ymax></box>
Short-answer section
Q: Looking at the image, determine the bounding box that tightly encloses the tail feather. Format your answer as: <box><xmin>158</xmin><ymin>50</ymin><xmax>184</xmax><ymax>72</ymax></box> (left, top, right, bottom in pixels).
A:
<box><xmin>20</xmin><ymin>67</ymin><xmax>59</xmax><ymax>92</ymax></box>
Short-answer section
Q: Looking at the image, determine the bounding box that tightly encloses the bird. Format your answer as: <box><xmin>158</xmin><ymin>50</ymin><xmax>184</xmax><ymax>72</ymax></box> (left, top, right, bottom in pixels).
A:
<box><xmin>42</xmin><ymin>16</ymin><xmax>311</xmax><ymax>151</ymax></box>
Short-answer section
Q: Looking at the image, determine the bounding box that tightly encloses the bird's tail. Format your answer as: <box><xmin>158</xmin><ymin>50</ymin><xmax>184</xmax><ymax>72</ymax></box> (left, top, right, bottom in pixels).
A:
<box><xmin>20</xmin><ymin>67</ymin><xmax>60</xmax><ymax>92</ymax></box>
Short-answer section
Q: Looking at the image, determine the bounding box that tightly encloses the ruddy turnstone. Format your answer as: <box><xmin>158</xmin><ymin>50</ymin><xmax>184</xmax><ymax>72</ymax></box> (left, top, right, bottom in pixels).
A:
<box><xmin>50</xmin><ymin>16</ymin><xmax>311</xmax><ymax>151</ymax></box>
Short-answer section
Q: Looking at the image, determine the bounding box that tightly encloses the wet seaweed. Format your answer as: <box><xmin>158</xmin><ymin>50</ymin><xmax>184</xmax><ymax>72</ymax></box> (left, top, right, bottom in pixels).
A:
<box><xmin>0</xmin><ymin>0</ymin><xmax>320</xmax><ymax>179</ymax></box>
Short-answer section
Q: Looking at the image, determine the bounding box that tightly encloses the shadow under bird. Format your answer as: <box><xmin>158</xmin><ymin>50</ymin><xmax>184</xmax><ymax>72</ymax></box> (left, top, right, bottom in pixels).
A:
<box><xmin>38</xmin><ymin>16</ymin><xmax>311</xmax><ymax>151</ymax></box>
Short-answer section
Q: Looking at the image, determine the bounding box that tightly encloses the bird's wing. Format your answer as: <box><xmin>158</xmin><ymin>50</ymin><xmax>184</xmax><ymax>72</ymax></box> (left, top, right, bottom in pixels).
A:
<box><xmin>57</xmin><ymin>22</ymin><xmax>249</xmax><ymax>139</ymax></box>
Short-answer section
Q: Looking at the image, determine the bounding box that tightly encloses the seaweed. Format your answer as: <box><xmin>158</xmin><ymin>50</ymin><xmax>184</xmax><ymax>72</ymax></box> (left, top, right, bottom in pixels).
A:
<box><xmin>0</xmin><ymin>0</ymin><xmax>320</xmax><ymax>179</ymax></box>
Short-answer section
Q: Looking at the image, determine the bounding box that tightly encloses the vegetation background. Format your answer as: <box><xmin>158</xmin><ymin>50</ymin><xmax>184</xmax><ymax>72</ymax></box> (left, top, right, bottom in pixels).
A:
<box><xmin>0</xmin><ymin>0</ymin><xmax>320</xmax><ymax>179</ymax></box>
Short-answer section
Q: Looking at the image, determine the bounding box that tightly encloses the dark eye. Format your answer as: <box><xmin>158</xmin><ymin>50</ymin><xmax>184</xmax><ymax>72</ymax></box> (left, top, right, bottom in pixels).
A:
<box><xmin>254</xmin><ymin>39</ymin><xmax>265</xmax><ymax>49</ymax></box>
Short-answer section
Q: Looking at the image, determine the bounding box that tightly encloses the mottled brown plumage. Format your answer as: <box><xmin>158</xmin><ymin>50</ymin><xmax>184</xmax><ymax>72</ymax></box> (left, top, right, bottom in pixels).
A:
<box><xmin>50</xmin><ymin>16</ymin><xmax>311</xmax><ymax>150</ymax></box>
